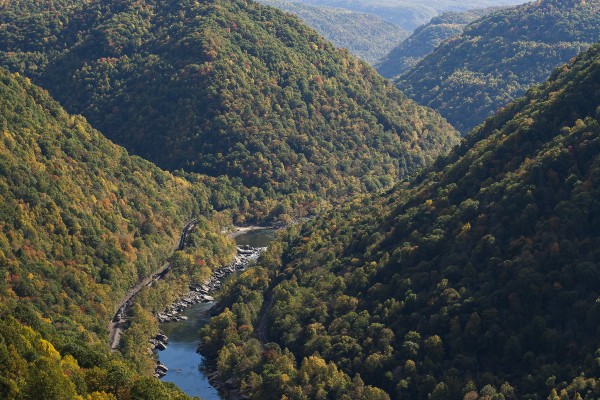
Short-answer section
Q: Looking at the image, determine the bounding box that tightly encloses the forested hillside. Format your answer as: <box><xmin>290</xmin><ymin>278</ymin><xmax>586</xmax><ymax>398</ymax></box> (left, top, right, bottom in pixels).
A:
<box><xmin>0</xmin><ymin>0</ymin><xmax>458</xmax><ymax>212</ymax></box>
<box><xmin>258</xmin><ymin>0</ymin><xmax>408</xmax><ymax>64</ymax></box>
<box><xmin>0</xmin><ymin>67</ymin><xmax>234</xmax><ymax>399</ymax></box>
<box><xmin>397</xmin><ymin>0</ymin><xmax>600</xmax><ymax>133</ymax></box>
<box><xmin>376</xmin><ymin>9</ymin><xmax>496</xmax><ymax>79</ymax></box>
<box><xmin>201</xmin><ymin>42</ymin><xmax>600</xmax><ymax>399</ymax></box>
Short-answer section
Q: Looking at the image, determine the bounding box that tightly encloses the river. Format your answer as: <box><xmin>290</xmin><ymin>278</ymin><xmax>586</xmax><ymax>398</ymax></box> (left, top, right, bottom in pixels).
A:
<box><xmin>157</xmin><ymin>228</ymin><xmax>275</xmax><ymax>399</ymax></box>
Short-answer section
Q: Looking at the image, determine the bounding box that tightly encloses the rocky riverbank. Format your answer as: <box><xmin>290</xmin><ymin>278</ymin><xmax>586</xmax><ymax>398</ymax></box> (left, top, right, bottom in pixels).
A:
<box><xmin>152</xmin><ymin>244</ymin><xmax>266</xmax><ymax>379</ymax></box>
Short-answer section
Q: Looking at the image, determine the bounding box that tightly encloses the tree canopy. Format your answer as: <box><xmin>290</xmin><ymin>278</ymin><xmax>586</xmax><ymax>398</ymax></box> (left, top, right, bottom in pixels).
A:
<box><xmin>0</xmin><ymin>0</ymin><xmax>458</xmax><ymax>209</ymax></box>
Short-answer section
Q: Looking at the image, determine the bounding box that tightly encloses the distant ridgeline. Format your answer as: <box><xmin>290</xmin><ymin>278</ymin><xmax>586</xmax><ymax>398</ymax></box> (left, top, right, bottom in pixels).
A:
<box><xmin>0</xmin><ymin>67</ymin><xmax>235</xmax><ymax>399</ymax></box>
<box><xmin>281</xmin><ymin>0</ymin><xmax>526</xmax><ymax>31</ymax></box>
<box><xmin>256</xmin><ymin>0</ymin><xmax>409</xmax><ymax>65</ymax></box>
<box><xmin>0</xmin><ymin>0</ymin><xmax>458</xmax><ymax>216</ymax></box>
<box><xmin>200</xmin><ymin>43</ymin><xmax>600</xmax><ymax>399</ymax></box>
<box><xmin>397</xmin><ymin>0</ymin><xmax>600</xmax><ymax>134</ymax></box>
<box><xmin>376</xmin><ymin>8</ymin><xmax>499</xmax><ymax>80</ymax></box>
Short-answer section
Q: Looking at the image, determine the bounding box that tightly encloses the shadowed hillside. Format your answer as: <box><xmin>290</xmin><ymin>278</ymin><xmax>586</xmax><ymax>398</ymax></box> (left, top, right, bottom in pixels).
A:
<box><xmin>201</xmin><ymin>42</ymin><xmax>600</xmax><ymax>399</ymax></box>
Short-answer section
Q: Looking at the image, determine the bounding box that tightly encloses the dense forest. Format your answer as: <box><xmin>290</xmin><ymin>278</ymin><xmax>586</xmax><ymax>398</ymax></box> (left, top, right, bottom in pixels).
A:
<box><xmin>376</xmin><ymin>8</ymin><xmax>498</xmax><ymax>79</ymax></box>
<box><xmin>201</xmin><ymin>42</ymin><xmax>600</xmax><ymax>399</ymax></box>
<box><xmin>2</xmin><ymin>0</ymin><xmax>600</xmax><ymax>399</ymax></box>
<box><xmin>0</xmin><ymin>0</ymin><xmax>458</xmax><ymax>218</ymax></box>
<box><xmin>0</xmin><ymin>67</ymin><xmax>235</xmax><ymax>399</ymax></box>
<box><xmin>397</xmin><ymin>0</ymin><xmax>600</xmax><ymax>133</ymax></box>
<box><xmin>258</xmin><ymin>0</ymin><xmax>408</xmax><ymax>65</ymax></box>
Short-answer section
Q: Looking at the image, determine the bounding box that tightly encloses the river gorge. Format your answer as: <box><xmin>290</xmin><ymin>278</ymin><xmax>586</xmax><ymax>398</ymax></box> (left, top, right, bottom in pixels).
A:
<box><xmin>157</xmin><ymin>228</ymin><xmax>275</xmax><ymax>399</ymax></box>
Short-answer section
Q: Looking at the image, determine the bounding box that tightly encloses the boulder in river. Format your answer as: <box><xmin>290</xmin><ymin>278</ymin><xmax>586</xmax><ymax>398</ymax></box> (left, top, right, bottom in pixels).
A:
<box><xmin>156</xmin><ymin>333</ymin><xmax>168</xmax><ymax>342</ymax></box>
<box><xmin>155</xmin><ymin>341</ymin><xmax>167</xmax><ymax>351</ymax></box>
<box><xmin>156</xmin><ymin>363</ymin><xmax>169</xmax><ymax>373</ymax></box>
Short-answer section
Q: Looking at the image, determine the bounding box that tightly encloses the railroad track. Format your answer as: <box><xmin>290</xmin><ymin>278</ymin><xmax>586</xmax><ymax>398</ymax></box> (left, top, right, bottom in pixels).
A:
<box><xmin>108</xmin><ymin>219</ymin><xmax>198</xmax><ymax>351</ymax></box>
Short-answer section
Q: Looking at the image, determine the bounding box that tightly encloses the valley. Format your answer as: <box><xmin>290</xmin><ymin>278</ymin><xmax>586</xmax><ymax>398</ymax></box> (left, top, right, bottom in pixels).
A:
<box><xmin>0</xmin><ymin>0</ymin><xmax>599</xmax><ymax>399</ymax></box>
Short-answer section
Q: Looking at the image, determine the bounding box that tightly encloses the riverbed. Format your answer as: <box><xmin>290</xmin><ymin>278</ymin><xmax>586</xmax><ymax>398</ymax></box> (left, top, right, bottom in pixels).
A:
<box><xmin>157</xmin><ymin>228</ymin><xmax>275</xmax><ymax>399</ymax></box>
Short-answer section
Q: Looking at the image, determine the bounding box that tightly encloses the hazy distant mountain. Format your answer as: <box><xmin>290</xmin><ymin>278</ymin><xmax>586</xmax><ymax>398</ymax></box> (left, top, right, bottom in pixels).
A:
<box><xmin>290</xmin><ymin>0</ymin><xmax>527</xmax><ymax>31</ymax></box>
<box><xmin>258</xmin><ymin>0</ymin><xmax>409</xmax><ymax>64</ymax></box>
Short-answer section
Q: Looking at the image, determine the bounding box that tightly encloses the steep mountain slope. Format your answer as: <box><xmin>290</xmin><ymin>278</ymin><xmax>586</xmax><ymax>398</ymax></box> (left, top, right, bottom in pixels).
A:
<box><xmin>397</xmin><ymin>0</ymin><xmax>600</xmax><ymax>133</ymax></box>
<box><xmin>201</xmin><ymin>43</ymin><xmax>600</xmax><ymax>399</ymax></box>
<box><xmin>0</xmin><ymin>67</ymin><xmax>233</xmax><ymax>399</ymax></box>
<box><xmin>258</xmin><ymin>0</ymin><xmax>408</xmax><ymax>65</ymax></box>
<box><xmin>289</xmin><ymin>0</ymin><xmax>525</xmax><ymax>31</ymax></box>
<box><xmin>376</xmin><ymin>8</ymin><xmax>497</xmax><ymax>79</ymax></box>
<box><xmin>0</xmin><ymin>0</ymin><xmax>458</xmax><ymax>206</ymax></box>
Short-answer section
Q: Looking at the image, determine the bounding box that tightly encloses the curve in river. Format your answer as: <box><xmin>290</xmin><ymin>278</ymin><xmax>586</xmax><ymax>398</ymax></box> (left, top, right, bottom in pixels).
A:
<box><xmin>157</xmin><ymin>228</ymin><xmax>275</xmax><ymax>399</ymax></box>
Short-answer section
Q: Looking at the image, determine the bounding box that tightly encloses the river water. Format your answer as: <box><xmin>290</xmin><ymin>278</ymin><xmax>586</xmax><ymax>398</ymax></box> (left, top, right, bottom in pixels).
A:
<box><xmin>157</xmin><ymin>228</ymin><xmax>274</xmax><ymax>399</ymax></box>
